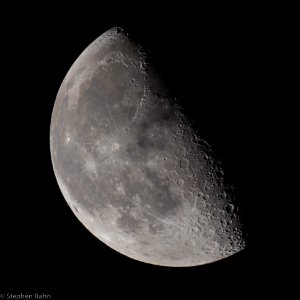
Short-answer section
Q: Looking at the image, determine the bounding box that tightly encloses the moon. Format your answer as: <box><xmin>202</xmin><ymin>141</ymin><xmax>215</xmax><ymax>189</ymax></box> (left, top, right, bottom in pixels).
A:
<box><xmin>50</xmin><ymin>27</ymin><xmax>247</xmax><ymax>267</ymax></box>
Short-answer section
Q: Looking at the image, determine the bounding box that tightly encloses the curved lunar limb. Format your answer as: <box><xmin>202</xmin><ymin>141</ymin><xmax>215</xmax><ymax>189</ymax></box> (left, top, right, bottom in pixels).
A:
<box><xmin>50</xmin><ymin>27</ymin><xmax>247</xmax><ymax>267</ymax></box>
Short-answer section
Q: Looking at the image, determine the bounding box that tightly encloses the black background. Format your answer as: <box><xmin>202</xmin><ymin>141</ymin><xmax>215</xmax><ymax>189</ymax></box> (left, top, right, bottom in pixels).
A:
<box><xmin>0</xmin><ymin>3</ymin><xmax>284</xmax><ymax>298</ymax></box>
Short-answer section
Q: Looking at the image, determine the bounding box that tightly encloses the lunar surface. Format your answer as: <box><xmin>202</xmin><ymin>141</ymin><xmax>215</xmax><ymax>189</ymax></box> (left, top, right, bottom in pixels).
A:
<box><xmin>50</xmin><ymin>27</ymin><xmax>247</xmax><ymax>267</ymax></box>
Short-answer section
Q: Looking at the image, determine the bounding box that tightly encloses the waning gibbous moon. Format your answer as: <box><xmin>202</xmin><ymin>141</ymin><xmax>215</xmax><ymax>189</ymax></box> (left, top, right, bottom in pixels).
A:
<box><xmin>50</xmin><ymin>27</ymin><xmax>247</xmax><ymax>267</ymax></box>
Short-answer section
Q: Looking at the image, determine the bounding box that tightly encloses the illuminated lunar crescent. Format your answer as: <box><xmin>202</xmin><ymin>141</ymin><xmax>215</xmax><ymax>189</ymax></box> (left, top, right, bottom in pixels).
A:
<box><xmin>50</xmin><ymin>27</ymin><xmax>247</xmax><ymax>267</ymax></box>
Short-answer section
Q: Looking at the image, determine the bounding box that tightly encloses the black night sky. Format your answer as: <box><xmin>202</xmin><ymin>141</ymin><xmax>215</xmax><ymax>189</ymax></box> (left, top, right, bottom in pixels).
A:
<box><xmin>0</xmin><ymin>3</ymin><xmax>285</xmax><ymax>298</ymax></box>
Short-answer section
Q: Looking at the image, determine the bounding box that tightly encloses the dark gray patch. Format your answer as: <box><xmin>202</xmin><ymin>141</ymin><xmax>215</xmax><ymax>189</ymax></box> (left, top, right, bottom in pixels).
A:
<box><xmin>73</xmin><ymin>204</ymin><xmax>79</xmax><ymax>213</ymax></box>
<box><xmin>137</xmin><ymin>135</ymin><xmax>155</xmax><ymax>149</ymax></box>
<box><xmin>142</xmin><ymin>170</ymin><xmax>182</xmax><ymax>216</ymax></box>
<box><xmin>147</xmin><ymin>218</ymin><xmax>164</xmax><ymax>234</ymax></box>
<box><xmin>125</xmin><ymin>143</ymin><xmax>150</xmax><ymax>162</ymax></box>
<box><xmin>117</xmin><ymin>213</ymin><xmax>141</xmax><ymax>234</ymax></box>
